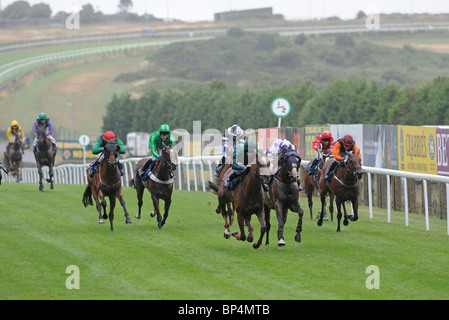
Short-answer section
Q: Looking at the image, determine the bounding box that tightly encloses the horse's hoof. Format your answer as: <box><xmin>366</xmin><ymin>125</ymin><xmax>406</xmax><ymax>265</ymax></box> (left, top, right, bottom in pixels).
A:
<box><xmin>99</xmin><ymin>219</ymin><xmax>104</xmax><ymax>224</ymax></box>
<box><xmin>150</xmin><ymin>211</ymin><xmax>156</xmax><ymax>218</ymax></box>
<box><xmin>126</xmin><ymin>219</ymin><xmax>132</xmax><ymax>224</ymax></box>
<box><xmin>50</xmin><ymin>184</ymin><xmax>54</xmax><ymax>190</ymax></box>
<box><xmin>278</xmin><ymin>239</ymin><xmax>286</xmax><ymax>247</ymax></box>
<box><xmin>253</xmin><ymin>243</ymin><xmax>260</xmax><ymax>249</ymax></box>
<box><xmin>317</xmin><ymin>220</ymin><xmax>323</xmax><ymax>227</ymax></box>
<box><xmin>135</xmin><ymin>214</ymin><xmax>140</xmax><ymax>219</ymax></box>
<box><xmin>247</xmin><ymin>235</ymin><xmax>253</xmax><ymax>243</ymax></box>
<box><xmin>343</xmin><ymin>219</ymin><xmax>349</xmax><ymax>226</ymax></box>
<box><xmin>352</xmin><ymin>216</ymin><xmax>358</xmax><ymax>222</ymax></box>
<box><xmin>294</xmin><ymin>234</ymin><xmax>302</xmax><ymax>243</ymax></box>
<box><xmin>347</xmin><ymin>215</ymin><xmax>354</xmax><ymax>221</ymax></box>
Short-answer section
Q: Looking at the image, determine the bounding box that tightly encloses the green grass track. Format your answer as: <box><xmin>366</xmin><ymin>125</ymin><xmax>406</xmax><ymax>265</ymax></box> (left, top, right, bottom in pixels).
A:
<box><xmin>0</xmin><ymin>183</ymin><xmax>448</xmax><ymax>300</ymax></box>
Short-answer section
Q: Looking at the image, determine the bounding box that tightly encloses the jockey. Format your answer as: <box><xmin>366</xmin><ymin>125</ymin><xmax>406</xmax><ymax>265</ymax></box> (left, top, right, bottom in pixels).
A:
<box><xmin>324</xmin><ymin>134</ymin><xmax>362</xmax><ymax>182</ymax></box>
<box><xmin>224</xmin><ymin>139</ymin><xmax>269</xmax><ymax>191</ymax></box>
<box><xmin>138</xmin><ymin>124</ymin><xmax>175</xmax><ymax>181</ymax></box>
<box><xmin>4</xmin><ymin>120</ymin><xmax>24</xmax><ymax>158</ymax></box>
<box><xmin>33</xmin><ymin>113</ymin><xmax>57</xmax><ymax>151</ymax></box>
<box><xmin>308</xmin><ymin>131</ymin><xmax>334</xmax><ymax>176</ymax></box>
<box><xmin>267</xmin><ymin>138</ymin><xmax>303</xmax><ymax>191</ymax></box>
<box><xmin>215</xmin><ymin>124</ymin><xmax>245</xmax><ymax>177</ymax></box>
<box><xmin>89</xmin><ymin>131</ymin><xmax>126</xmax><ymax>177</ymax></box>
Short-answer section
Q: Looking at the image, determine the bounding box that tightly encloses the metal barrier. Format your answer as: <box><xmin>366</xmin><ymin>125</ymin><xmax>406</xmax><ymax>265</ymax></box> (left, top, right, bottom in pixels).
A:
<box><xmin>2</xmin><ymin>157</ymin><xmax>448</xmax><ymax>235</ymax></box>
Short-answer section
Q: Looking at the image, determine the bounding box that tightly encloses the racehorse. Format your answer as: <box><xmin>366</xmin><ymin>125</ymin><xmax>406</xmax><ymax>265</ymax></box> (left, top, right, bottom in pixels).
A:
<box><xmin>82</xmin><ymin>140</ymin><xmax>132</xmax><ymax>231</ymax></box>
<box><xmin>264</xmin><ymin>147</ymin><xmax>304</xmax><ymax>247</ymax></box>
<box><xmin>303</xmin><ymin>150</ymin><xmax>334</xmax><ymax>220</ymax></box>
<box><xmin>208</xmin><ymin>161</ymin><xmax>235</xmax><ymax>239</ymax></box>
<box><xmin>5</xmin><ymin>130</ymin><xmax>23</xmax><ymax>182</ymax></box>
<box><xmin>317</xmin><ymin>152</ymin><xmax>363</xmax><ymax>232</ymax></box>
<box><xmin>130</xmin><ymin>144</ymin><xmax>177</xmax><ymax>229</ymax></box>
<box><xmin>34</xmin><ymin>125</ymin><xmax>56</xmax><ymax>191</ymax></box>
<box><xmin>231</xmin><ymin>150</ymin><xmax>270</xmax><ymax>249</ymax></box>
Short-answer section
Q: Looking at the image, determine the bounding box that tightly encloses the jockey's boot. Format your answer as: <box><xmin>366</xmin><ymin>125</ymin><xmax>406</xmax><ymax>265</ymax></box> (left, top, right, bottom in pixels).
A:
<box><xmin>138</xmin><ymin>158</ymin><xmax>152</xmax><ymax>181</ymax></box>
<box><xmin>325</xmin><ymin>161</ymin><xmax>337</xmax><ymax>182</ymax></box>
<box><xmin>89</xmin><ymin>161</ymin><xmax>98</xmax><ymax>178</ymax></box>
<box><xmin>308</xmin><ymin>159</ymin><xmax>319</xmax><ymax>175</ymax></box>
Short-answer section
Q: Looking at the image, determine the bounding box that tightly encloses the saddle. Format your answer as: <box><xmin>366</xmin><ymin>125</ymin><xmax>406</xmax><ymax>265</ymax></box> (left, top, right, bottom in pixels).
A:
<box><xmin>224</xmin><ymin>169</ymin><xmax>250</xmax><ymax>191</ymax></box>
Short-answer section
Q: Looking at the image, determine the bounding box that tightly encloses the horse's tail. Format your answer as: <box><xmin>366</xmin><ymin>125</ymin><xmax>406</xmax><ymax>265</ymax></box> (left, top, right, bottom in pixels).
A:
<box><xmin>82</xmin><ymin>185</ymin><xmax>93</xmax><ymax>207</ymax></box>
<box><xmin>129</xmin><ymin>178</ymin><xmax>135</xmax><ymax>188</ymax></box>
<box><xmin>208</xmin><ymin>180</ymin><xmax>219</xmax><ymax>195</ymax></box>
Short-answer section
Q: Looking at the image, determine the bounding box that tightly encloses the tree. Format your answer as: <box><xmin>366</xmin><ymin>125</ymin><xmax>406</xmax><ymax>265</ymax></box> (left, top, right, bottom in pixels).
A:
<box><xmin>1</xmin><ymin>1</ymin><xmax>31</xmax><ymax>20</ymax></box>
<box><xmin>27</xmin><ymin>3</ymin><xmax>52</xmax><ymax>19</ymax></box>
<box><xmin>118</xmin><ymin>0</ymin><xmax>133</xmax><ymax>14</ymax></box>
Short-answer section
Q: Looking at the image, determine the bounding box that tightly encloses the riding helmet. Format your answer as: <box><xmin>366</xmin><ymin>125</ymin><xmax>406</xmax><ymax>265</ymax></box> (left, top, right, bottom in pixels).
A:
<box><xmin>38</xmin><ymin>113</ymin><xmax>47</xmax><ymax>120</ymax></box>
<box><xmin>228</xmin><ymin>124</ymin><xmax>243</xmax><ymax>138</ymax></box>
<box><xmin>342</xmin><ymin>134</ymin><xmax>354</xmax><ymax>147</ymax></box>
<box><xmin>11</xmin><ymin>120</ymin><xmax>19</xmax><ymax>127</ymax></box>
<box><xmin>159</xmin><ymin>124</ymin><xmax>171</xmax><ymax>134</ymax></box>
<box><xmin>104</xmin><ymin>131</ymin><xmax>116</xmax><ymax>141</ymax></box>
<box><xmin>321</xmin><ymin>131</ymin><xmax>332</xmax><ymax>140</ymax></box>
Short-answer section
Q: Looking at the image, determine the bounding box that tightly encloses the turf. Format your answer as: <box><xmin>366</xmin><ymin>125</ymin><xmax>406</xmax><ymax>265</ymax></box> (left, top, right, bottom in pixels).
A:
<box><xmin>0</xmin><ymin>183</ymin><xmax>448</xmax><ymax>300</ymax></box>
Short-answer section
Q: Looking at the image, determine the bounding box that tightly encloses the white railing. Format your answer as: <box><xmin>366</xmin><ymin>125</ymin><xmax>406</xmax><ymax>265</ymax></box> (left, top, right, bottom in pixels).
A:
<box><xmin>2</xmin><ymin>157</ymin><xmax>448</xmax><ymax>235</ymax></box>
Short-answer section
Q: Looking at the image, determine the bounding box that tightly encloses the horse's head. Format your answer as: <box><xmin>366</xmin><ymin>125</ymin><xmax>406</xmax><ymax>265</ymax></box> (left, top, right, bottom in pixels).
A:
<box><xmin>36</xmin><ymin>125</ymin><xmax>47</xmax><ymax>141</ymax></box>
<box><xmin>278</xmin><ymin>147</ymin><xmax>301</xmax><ymax>182</ymax></box>
<box><xmin>13</xmin><ymin>131</ymin><xmax>22</xmax><ymax>148</ymax></box>
<box><xmin>104</xmin><ymin>140</ymin><xmax>120</xmax><ymax>168</ymax></box>
<box><xmin>346</xmin><ymin>152</ymin><xmax>363</xmax><ymax>180</ymax></box>
<box><xmin>161</xmin><ymin>143</ymin><xmax>178</xmax><ymax>172</ymax></box>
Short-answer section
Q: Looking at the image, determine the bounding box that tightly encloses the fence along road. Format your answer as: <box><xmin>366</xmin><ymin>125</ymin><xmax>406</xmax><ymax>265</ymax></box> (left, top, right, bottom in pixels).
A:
<box><xmin>2</xmin><ymin>157</ymin><xmax>449</xmax><ymax>236</ymax></box>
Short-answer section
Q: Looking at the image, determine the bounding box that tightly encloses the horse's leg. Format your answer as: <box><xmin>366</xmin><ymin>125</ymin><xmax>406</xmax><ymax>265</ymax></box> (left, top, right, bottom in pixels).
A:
<box><xmin>253</xmin><ymin>209</ymin><xmax>267</xmax><ymax>249</ymax></box>
<box><xmin>329</xmin><ymin>194</ymin><xmax>335</xmax><ymax>222</ymax></box>
<box><xmin>232</xmin><ymin>211</ymin><xmax>246</xmax><ymax>241</ymax></box>
<box><xmin>90</xmin><ymin>186</ymin><xmax>104</xmax><ymax>224</ymax></box>
<box><xmin>317</xmin><ymin>192</ymin><xmax>327</xmax><ymax>227</ymax></box>
<box><xmin>150</xmin><ymin>194</ymin><xmax>163</xmax><ymax>229</ymax></box>
<box><xmin>352</xmin><ymin>199</ymin><xmax>359</xmax><ymax>222</ymax></box>
<box><xmin>275</xmin><ymin>202</ymin><xmax>287</xmax><ymax>247</ymax></box>
<box><xmin>245</xmin><ymin>216</ymin><xmax>254</xmax><ymax>243</ymax></box>
<box><xmin>37</xmin><ymin>164</ymin><xmax>44</xmax><ymax>192</ymax></box>
<box><xmin>294</xmin><ymin>202</ymin><xmax>304</xmax><ymax>243</ymax></box>
<box><xmin>306</xmin><ymin>189</ymin><xmax>314</xmax><ymax>220</ymax></box>
<box><xmin>117</xmin><ymin>189</ymin><xmax>132</xmax><ymax>225</ymax></box>
<box><xmin>135</xmin><ymin>182</ymin><xmax>144</xmax><ymax>219</ymax></box>
<box><xmin>342</xmin><ymin>202</ymin><xmax>350</xmax><ymax>226</ymax></box>
<box><xmin>336</xmin><ymin>199</ymin><xmax>342</xmax><ymax>232</ymax></box>
<box><xmin>109</xmin><ymin>196</ymin><xmax>116</xmax><ymax>231</ymax></box>
<box><xmin>48</xmin><ymin>164</ymin><xmax>54</xmax><ymax>189</ymax></box>
<box><xmin>264</xmin><ymin>204</ymin><xmax>271</xmax><ymax>246</ymax></box>
<box><xmin>160</xmin><ymin>197</ymin><xmax>171</xmax><ymax>228</ymax></box>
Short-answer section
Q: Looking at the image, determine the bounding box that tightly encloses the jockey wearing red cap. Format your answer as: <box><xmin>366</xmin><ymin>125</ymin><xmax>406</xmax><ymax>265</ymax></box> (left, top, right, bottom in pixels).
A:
<box><xmin>324</xmin><ymin>134</ymin><xmax>361</xmax><ymax>182</ymax></box>
<box><xmin>89</xmin><ymin>131</ymin><xmax>126</xmax><ymax>177</ymax></box>
<box><xmin>308</xmin><ymin>131</ymin><xmax>334</xmax><ymax>176</ymax></box>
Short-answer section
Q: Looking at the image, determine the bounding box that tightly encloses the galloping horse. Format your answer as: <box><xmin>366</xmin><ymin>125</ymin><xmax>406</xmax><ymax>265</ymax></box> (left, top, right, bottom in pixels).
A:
<box><xmin>264</xmin><ymin>147</ymin><xmax>304</xmax><ymax>247</ymax></box>
<box><xmin>317</xmin><ymin>152</ymin><xmax>363</xmax><ymax>232</ymax></box>
<box><xmin>5</xmin><ymin>130</ymin><xmax>23</xmax><ymax>182</ymax></box>
<box><xmin>231</xmin><ymin>150</ymin><xmax>270</xmax><ymax>249</ymax></box>
<box><xmin>82</xmin><ymin>140</ymin><xmax>132</xmax><ymax>231</ymax></box>
<box><xmin>130</xmin><ymin>144</ymin><xmax>178</xmax><ymax>229</ymax></box>
<box><xmin>34</xmin><ymin>125</ymin><xmax>56</xmax><ymax>191</ymax></box>
<box><xmin>303</xmin><ymin>150</ymin><xmax>334</xmax><ymax>220</ymax></box>
<box><xmin>208</xmin><ymin>161</ymin><xmax>235</xmax><ymax>239</ymax></box>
